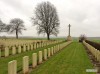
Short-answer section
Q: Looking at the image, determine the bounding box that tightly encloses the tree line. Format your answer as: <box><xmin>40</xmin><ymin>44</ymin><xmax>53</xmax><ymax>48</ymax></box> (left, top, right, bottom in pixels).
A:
<box><xmin>0</xmin><ymin>1</ymin><xmax>60</xmax><ymax>40</ymax></box>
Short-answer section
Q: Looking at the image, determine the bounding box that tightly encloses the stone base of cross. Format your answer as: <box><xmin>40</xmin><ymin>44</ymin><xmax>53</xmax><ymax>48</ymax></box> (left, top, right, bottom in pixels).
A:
<box><xmin>67</xmin><ymin>35</ymin><xmax>72</xmax><ymax>41</ymax></box>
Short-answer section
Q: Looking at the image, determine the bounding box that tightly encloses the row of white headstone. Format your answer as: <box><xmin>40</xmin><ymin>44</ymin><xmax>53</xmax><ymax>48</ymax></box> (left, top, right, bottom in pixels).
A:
<box><xmin>5</xmin><ymin>40</ymin><xmax>55</xmax><ymax>47</ymax></box>
<box><xmin>83</xmin><ymin>41</ymin><xmax>100</xmax><ymax>62</ymax></box>
<box><xmin>0</xmin><ymin>40</ymin><xmax>62</xmax><ymax>57</ymax></box>
<box><xmin>8</xmin><ymin>41</ymin><xmax>72</xmax><ymax>74</ymax></box>
<box><xmin>0</xmin><ymin>39</ymin><xmax>40</xmax><ymax>47</ymax></box>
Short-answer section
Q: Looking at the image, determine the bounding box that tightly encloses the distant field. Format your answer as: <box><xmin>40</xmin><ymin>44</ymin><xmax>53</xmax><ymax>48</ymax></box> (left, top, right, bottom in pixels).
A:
<box><xmin>89</xmin><ymin>39</ymin><xmax>100</xmax><ymax>43</ymax></box>
<box><xmin>92</xmin><ymin>39</ymin><xmax>100</xmax><ymax>43</ymax></box>
<box><xmin>87</xmin><ymin>37</ymin><xmax>100</xmax><ymax>43</ymax></box>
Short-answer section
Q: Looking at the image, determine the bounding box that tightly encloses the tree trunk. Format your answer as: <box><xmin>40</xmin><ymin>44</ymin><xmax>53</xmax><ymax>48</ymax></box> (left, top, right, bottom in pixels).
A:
<box><xmin>16</xmin><ymin>30</ymin><xmax>18</xmax><ymax>39</ymax></box>
<box><xmin>47</xmin><ymin>33</ymin><xmax>50</xmax><ymax>40</ymax></box>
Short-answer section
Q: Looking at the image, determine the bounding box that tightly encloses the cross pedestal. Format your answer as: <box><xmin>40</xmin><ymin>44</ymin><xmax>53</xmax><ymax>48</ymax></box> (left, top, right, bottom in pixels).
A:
<box><xmin>67</xmin><ymin>35</ymin><xmax>72</xmax><ymax>41</ymax></box>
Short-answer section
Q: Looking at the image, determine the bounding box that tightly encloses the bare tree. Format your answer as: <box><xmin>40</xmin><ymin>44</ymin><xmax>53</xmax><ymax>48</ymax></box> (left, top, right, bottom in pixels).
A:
<box><xmin>32</xmin><ymin>1</ymin><xmax>60</xmax><ymax>40</ymax></box>
<box><xmin>0</xmin><ymin>19</ymin><xmax>11</xmax><ymax>33</ymax></box>
<box><xmin>9</xmin><ymin>18</ymin><xmax>26</xmax><ymax>39</ymax></box>
<box><xmin>79</xmin><ymin>34</ymin><xmax>87</xmax><ymax>42</ymax></box>
<box><xmin>0</xmin><ymin>19</ymin><xmax>4</xmax><ymax>26</ymax></box>
<box><xmin>0</xmin><ymin>19</ymin><xmax>4</xmax><ymax>32</ymax></box>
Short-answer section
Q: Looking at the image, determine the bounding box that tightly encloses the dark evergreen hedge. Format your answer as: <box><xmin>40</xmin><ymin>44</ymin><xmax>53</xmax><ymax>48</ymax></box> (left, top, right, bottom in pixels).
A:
<box><xmin>85</xmin><ymin>40</ymin><xmax>100</xmax><ymax>50</ymax></box>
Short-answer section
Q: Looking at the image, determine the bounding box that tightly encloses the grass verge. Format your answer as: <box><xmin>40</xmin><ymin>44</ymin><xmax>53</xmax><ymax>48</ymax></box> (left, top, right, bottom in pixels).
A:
<box><xmin>30</xmin><ymin>42</ymin><xmax>95</xmax><ymax>74</ymax></box>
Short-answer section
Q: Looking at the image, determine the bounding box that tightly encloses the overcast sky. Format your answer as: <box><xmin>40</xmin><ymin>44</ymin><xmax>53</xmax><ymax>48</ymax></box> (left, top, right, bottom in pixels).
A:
<box><xmin>0</xmin><ymin>0</ymin><xmax>100</xmax><ymax>37</ymax></box>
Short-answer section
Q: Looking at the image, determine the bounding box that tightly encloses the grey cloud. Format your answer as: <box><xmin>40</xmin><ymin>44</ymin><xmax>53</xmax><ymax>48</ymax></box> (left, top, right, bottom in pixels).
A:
<box><xmin>0</xmin><ymin>0</ymin><xmax>100</xmax><ymax>37</ymax></box>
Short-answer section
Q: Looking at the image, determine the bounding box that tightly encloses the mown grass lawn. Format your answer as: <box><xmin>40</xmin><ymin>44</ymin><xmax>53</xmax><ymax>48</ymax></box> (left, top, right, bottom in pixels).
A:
<box><xmin>30</xmin><ymin>42</ymin><xmax>96</xmax><ymax>74</ymax></box>
<box><xmin>0</xmin><ymin>41</ymin><xmax>65</xmax><ymax>74</ymax></box>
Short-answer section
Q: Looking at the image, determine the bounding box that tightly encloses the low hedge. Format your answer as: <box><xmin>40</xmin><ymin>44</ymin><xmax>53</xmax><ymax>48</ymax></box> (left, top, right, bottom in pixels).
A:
<box><xmin>85</xmin><ymin>40</ymin><xmax>100</xmax><ymax>50</ymax></box>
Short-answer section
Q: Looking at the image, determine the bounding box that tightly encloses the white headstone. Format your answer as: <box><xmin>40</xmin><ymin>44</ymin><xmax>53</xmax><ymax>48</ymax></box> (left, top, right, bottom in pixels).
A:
<box><xmin>23</xmin><ymin>56</ymin><xmax>29</xmax><ymax>74</ymax></box>
<box><xmin>23</xmin><ymin>45</ymin><xmax>26</xmax><ymax>52</ymax></box>
<box><xmin>34</xmin><ymin>43</ymin><xmax>36</xmax><ymax>49</ymax></box>
<box><xmin>8</xmin><ymin>60</ymin><xmax>17</xmax><ymax>74</ymax></box>
<box><xmin>27</xmin><ymin>45</ymin><xmax>30</xmax><ymax>51</ymax></box>
<box><xmin>51</xmin><ymin>47</ymin><xmax>53</xmax><ymax>56</ymax></box>
<box><xmin>30</xmin><ymin>44</ymin><xmax>33</xmax><ymax>50</ymax></box>
<box><xmin>38</xmin><ymin>51</ymin><xmax>42</xmax><ymax>64</ymax></box>
<box><xmin>32</xmin><ymin>53</ymin><xmax>37</xmax><ymax>68</ymax></box>
<box><xmin>18</xmin><ymin>46</ymin><xmax>21</xmax><ymax>53</ymax></box>
<box><xmin>0</xmin><ymin>49</ymin><xmax>1</xmax><ymax>57</ymax></box>
<box><xmin>48</xmin><ymin>48</ymin><xmax>50</xmax><ymax>58</ymax></box>
<box><xmin>44</xmin><ymin>49</ymin><xmax>47</xmax><ymax>60</ymax></box>
<box><xmin>12</xmin><ymin>46</ymin><xmax>16</xmax><ymax>55</ymax></box>
<box><xmin>5</xmin><ymin>47</ymin><xmax>9</xmax><ymax>57</ymax></box>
